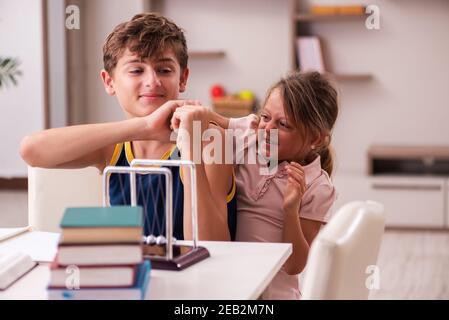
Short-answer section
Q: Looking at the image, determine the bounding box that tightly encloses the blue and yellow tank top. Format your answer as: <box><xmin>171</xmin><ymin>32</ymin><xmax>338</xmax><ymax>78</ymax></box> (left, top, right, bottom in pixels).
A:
<box><xmin>108</xmin><ymin>142</ymin><xmax>237</xmax><ymax>240</ymax></box>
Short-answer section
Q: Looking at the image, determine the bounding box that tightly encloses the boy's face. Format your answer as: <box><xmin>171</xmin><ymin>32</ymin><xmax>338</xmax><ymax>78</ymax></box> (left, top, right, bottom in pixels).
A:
<box><xmin>101</xmin><ymin>48</ymin><xmax>189</xmax><ymax>118</ymax></box>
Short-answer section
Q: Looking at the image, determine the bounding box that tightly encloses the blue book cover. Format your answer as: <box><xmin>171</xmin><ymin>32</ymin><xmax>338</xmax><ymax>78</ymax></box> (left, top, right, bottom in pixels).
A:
<box><xmin>48</xmin><ymin>260</ymin><xmax>151</xmax><ymax>300</ymax></box>
<box><xmin>60</xmin><ymin>206</ymin><xmax>143</xmax><ymax>228</ymax></box>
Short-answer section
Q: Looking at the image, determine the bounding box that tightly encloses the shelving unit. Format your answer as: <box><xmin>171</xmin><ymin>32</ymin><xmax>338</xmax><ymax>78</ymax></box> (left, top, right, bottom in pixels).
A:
<box><xmin>189</xmin><ymin>50</ymin><xmax>226</xmax><ymax>58</ymax></box>
<box><xmin>292</xmin><ymin>1</ymin><xmax>372</xmax><ymax>82</ymax></box>
<box><xmin>295</xmin><ymin>13</ymin><xmax>366</xmax><ymax>22</ymax></box>
<box><xmin>331</xmin><ymin>73</ymin><xmax>373</xmax><ymax>81</ymax></box>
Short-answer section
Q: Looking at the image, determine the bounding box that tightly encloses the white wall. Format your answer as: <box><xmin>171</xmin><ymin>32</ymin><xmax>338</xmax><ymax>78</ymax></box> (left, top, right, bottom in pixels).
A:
<box><xmin>5</xmin><ymin>0</ymin><xmax>446</xmax><ymax>178</ymax></box>
<box><xmin>164</xmin><ymin>0</ymin><xmax>292</xmax><ymax>107</ymax></box>
<box><xmin>84</xmin><ymin>0</ymin><xmax>145</xmax><ymax>123</ymax></box>
<box><xmin>48</xmin><ymin>0</ymin><xmax>68</xmax><ymax>128</ymax></box>
<box><xmin>84</xmin><ymin>0</ymin><xmax>292</xmax><ymax>122</ymax></box>
<box><xmin>302</xmin><ymin>0</ymin><xmax>449</xmax><ymax>175</ymax></box>
<box><xmin>0</xmin><ymin>0</ymin><xmax>45</xmax><ymax>177</ymax></box>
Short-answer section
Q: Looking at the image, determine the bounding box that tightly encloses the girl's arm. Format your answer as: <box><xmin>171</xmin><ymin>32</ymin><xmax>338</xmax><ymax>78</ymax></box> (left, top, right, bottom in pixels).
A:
<box><xmin>20</xmin><ymin>100</ymin><xmax>186</xmax><ymax>171</ymax></box>
<box><xmin>282</xmin><ymin>162</ymin><xmax>313</xmax><ymax>275</ymax></box>
<box><xmin>209</xmin><ymin>111</ymin><xmax>231</xmax><ymax>129</ymax></box>
<box><xmin>171</xmin><ymin>105</ymin><xmax>233</xmax><ymax>241</ymax></box>
<box><xmin>300</xmin><ymin>218</ymin><xmax>324</xmax><ymax>246</ymax></box>
<box><xmin>208</xmin><ymin>109</ymin><xmax>260</xmax><ymax>131</ymax></box>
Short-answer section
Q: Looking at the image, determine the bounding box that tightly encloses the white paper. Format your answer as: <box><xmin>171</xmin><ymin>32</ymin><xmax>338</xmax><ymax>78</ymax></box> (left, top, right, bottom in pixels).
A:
<box><xmin>0</xmin><ymin>231</ymin><xmax>60</xmax><ymax>262</ymax></box>
<box><xmin>0</xmin><ymin>226</ymin><xmax>31</xmax><ymax>242</ymax></box>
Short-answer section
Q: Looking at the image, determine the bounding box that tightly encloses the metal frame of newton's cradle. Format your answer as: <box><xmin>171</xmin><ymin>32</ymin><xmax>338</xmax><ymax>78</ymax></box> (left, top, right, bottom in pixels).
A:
<box><xmin>102</xmin><ymin>159</ymin><xmax>210</xmax><ymax>270</ymax></box>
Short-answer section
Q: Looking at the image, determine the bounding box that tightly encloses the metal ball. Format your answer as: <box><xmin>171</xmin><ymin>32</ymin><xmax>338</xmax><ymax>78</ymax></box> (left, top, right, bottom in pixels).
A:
<box><xmin>146</xmin><ymin>234</ymin><xmax>157</xmax><ymax>245</ymax></box>
<box><xmin>156</xmin><ymin>235</ymin><xmax>167</xmax><ymax>246</ymax></box>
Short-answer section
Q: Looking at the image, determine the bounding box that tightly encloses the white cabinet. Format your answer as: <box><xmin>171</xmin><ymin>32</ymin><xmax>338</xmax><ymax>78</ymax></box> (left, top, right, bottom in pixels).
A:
<box><xmin>333</xmin><ymin>174</ymin><xmax>447</xmax><ymax>229</ymax></box>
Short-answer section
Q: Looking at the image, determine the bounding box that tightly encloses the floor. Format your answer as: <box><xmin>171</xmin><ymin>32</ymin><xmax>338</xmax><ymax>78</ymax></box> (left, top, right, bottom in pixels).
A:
<box><xmin>1</xmin><ymin>190</ymin><xmax>448</xmax><ymax>299</ymax></box>
<box><xmin>369</xmin><ymin>229</ymin><xmax>449</xmax><ymax>300</ymax></box>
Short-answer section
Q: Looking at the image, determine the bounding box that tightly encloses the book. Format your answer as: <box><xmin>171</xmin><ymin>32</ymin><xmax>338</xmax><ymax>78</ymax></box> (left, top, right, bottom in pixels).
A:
<box><xmin>0</xmin><ymin>231</ymin><xmax>60</xmax><ymax>263</ymax></box>
<box><xmin>0</xmin><ymin>226</ymin><xmax>31</xmax><ymax>243</ymax></box>
<box><xmin>310</xmin><ymin>5</ymin><xmax>365</xmax><ymax>16</ymax></box>
<box><xmin>60</xmin><ymin>206</ymin><xmax>143</xmax><ymax>228</ymax></box>
<box><xmin>60</xmin><ymin>227</ymin><xmax>142</xmax><ymax>244</ymax></box>
<box><xmin>60</xmin><ymin>206</ymin><xmax>143</xmax><ymax>244</ymax></box>
<box><xmin>0</xmin><ymin>252</ymin><xmax>37</xmax><ymax>290</ymax></box>
<box><xmin>49</xmin><ymin>257</ymin><xmax>137</xmax><ymax>288</ymax></box>
<box><xmin>311</xmin><ymin>5</ymin><xmax>339</xmax><ymax>15</ymax></box>
<box><xmin>338</xmin><ymin>5</ymin><xmax>365</xmax><ymax>15</ymax></box>
<box><xmin>296</xmin><ymin>36</ymin><xmax>325</xmax><ymax>73</ymax></box>
<box><xmin>48</xmin><ymin>260</ymin><xmax>151</xmax><ymax>300</ymax></box>
<box><xmin>57</xmin><ymin>243</ymin><xmax>143</xmax><ymax>266</ymax></box>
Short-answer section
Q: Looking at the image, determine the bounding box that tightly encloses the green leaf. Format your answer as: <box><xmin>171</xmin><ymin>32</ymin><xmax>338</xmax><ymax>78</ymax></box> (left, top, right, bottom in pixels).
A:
<box><xmin>0</xmin><ymin>57</ymin><xmax>22</xmax><ymax>89</ymax></box>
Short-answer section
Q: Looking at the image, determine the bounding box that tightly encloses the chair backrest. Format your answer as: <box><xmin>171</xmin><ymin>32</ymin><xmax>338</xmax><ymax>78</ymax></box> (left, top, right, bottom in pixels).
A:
<box><xmin>301</xmin><ymin>200</ymin><xmax>385</xmax><ymax>300</ymax></box>
<box><xmin>28</xmin><ymin>166</ymin><xmax>103</xmax><ymax>232</ymax></box>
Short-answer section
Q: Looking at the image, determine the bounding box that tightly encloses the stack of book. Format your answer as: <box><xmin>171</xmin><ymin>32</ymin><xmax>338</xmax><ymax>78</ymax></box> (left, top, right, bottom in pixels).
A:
<box><xmin>47</xmin><ymin>206</ymin><xmax>150</xmax><ymax>300</ymax></box>
<box><xmin>311</xmin><ymin>5</ymin><xmax>366</xmax><ymax>16</ymax></box>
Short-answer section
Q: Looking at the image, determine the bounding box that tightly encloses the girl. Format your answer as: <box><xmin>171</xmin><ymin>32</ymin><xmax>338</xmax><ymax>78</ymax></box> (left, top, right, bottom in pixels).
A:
<box><xmin>172</xmin><ymin>71</ymin><xmax>339</xmax><ymax>299</ymax></box>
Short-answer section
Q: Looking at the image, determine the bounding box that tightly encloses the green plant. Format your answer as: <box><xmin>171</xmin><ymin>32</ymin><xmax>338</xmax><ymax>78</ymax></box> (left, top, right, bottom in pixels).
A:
<box><xmin>0</xmin><ymin>57</ymin><xmax>22</xmax><ymax>89</ymax></box>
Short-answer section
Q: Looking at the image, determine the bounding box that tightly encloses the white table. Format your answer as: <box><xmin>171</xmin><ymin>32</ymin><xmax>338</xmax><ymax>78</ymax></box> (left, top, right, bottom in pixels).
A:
<box><xmin>0</xmin><ymin>231</ymin><xmax>291</xmax><ymax>300</ymax></box>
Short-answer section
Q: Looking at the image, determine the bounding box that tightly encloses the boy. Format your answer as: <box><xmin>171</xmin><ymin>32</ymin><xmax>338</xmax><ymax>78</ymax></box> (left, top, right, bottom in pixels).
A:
<box><xmin>20</xmin><ymin>13</ymin><xmax>235</xmax><ymax>241</ymax></box>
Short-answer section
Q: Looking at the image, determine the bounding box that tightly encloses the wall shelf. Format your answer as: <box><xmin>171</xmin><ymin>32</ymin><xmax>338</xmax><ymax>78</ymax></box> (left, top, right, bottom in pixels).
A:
<box><xmin>295</xmin><ymin>14</ymin><xmax>366</xmax><ymax>22</ymax></box>
<box><xmin>189</xmin><ymin>50</ymin><xmax>226</xmax><ymax>58</ymax></box>
<box><xmin>329</xmin><ymin>73</ymin><xmax>373</xmax><ymax>81</ymax></box>
<box><xmin>292</xmin><ymin>2</ymin><xmax>372</xmax><ymax>80</ymax></box>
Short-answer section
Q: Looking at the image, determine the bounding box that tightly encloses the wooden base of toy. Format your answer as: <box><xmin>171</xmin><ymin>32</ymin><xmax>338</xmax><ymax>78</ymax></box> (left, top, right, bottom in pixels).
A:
<box><xmin>143</xmin><ymin>244</ymin><xmax>210</xmax><ymax>271</ymax></box>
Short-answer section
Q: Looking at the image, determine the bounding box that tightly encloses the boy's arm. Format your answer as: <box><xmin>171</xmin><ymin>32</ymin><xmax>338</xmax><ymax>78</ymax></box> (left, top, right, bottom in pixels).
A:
<box><xmin>20</xmin><ymin>118</ymin><xmax>145</xmax><ymax>171</ymax></box>
<box><xmin>20</xmin><ymin>100</ymin><xmax>184</xmax><ymax>171</ymax></box>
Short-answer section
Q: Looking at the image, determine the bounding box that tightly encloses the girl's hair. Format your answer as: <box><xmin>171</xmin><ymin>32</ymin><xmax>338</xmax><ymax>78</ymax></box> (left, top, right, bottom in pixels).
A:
<box><xmin>266</xmin><ymin>71</ymin><xmax>339</xmax><ymax>176</ymax></box>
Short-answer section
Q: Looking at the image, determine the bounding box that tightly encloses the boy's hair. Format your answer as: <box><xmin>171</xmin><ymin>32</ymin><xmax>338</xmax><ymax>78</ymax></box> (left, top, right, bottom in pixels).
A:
<box><xmin>103</xmin><ymin>13</ymin><xmax>188</xmax><ymax>74</ymax></box>
<box><xmin>266</xmin><ymin>71</ymin><xmax>339</xmax><ymax>176</ymax></box>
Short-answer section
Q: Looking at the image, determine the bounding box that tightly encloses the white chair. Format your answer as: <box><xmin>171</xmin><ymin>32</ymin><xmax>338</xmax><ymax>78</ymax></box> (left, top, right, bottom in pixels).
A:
<box><xmin>27</xmin><ymin>166</ymin><xmax>102</xmax><ymax>233</ymax></box>
<box><xmin>301</xmin><ymin>200</ymin><xmax>385</xmax><ymax>300</ymax></box>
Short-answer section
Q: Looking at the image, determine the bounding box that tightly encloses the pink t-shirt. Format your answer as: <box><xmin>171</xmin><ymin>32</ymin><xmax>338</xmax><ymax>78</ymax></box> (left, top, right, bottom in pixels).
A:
<box><xmin>229</xmin><ymin>116</ymin><xmax>337</xmax><ymax>300</ymax></box>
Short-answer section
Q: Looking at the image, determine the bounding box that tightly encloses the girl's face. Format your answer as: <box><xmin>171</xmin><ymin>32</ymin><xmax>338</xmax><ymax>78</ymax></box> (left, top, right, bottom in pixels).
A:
<box><xmin>258</xmin><ymin>88</ymin><xmax>310</xmax><ymax>162</ymax></box>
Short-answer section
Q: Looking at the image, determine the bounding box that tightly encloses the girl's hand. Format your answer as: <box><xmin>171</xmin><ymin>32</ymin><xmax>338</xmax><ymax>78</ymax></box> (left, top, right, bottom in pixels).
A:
<box><xmin>170</xmin><ymin>104</ymin><xmax>210</xmax><ymax>133</ymax></box>
<box><xmin>247</xmin><ymin>114</ymin><xmax>260</xmax><ymax>130</ymax></box>
<box><xmin>170</xmin><ymin>104</ymin><xmax>211</xmax><ymax>154</ymax></box>
<box><xmin>142</xmin><ymin>100</ymin><xmax>198</xmax><ymax>142</ymax></box>
<box><xmin>283</xmin><ymin>162</ymin><xmax>306</xmax><ymax>212</ymax></box>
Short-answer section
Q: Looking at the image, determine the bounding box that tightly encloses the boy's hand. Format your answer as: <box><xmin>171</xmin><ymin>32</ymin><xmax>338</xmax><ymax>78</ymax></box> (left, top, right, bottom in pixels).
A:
<box><xmin>283</xmin><ymin>162</ymin><xmax>306</xmax><ymax>213</ymax></box>
<box><xmin>143</xmin><ymin>100</ymin><xmax>200</xmax><ymax>142</ymax></box>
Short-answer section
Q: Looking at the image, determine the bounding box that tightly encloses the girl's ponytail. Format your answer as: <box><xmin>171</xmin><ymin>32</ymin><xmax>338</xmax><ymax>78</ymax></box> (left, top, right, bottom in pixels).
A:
<box><xmin>318</xmin><ymin>145</ymin><xmax>334</xmax><ymax>177</ymax></box>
